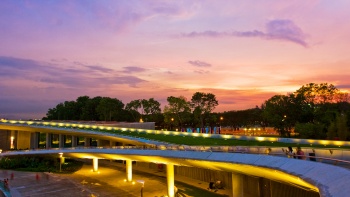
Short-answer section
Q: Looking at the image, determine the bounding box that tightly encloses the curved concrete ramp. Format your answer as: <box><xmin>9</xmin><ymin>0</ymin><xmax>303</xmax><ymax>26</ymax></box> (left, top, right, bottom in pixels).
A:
<box><xmin>0</xmin><ymin>124</ymin><xmax>168</xmax><ymax>147</ymax></box>
<box><xmin>2</xmin><ymin>149</ymin><xmax>350</xmax><ymax>197</ymax></box>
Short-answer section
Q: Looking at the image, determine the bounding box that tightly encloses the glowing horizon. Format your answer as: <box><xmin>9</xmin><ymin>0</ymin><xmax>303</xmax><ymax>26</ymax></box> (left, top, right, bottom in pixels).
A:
<box><xmin>0</xmin><ymin>1</ymin><xmax>350</xmax><ymax>119</ymax></box>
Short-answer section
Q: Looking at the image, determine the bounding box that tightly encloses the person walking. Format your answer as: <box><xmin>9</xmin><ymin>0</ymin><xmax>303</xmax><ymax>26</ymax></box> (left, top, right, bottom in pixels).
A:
<box><xmin>296</xmin><ymin>147</ymin><xmax>306</xmax><ymax>160</ymax></box>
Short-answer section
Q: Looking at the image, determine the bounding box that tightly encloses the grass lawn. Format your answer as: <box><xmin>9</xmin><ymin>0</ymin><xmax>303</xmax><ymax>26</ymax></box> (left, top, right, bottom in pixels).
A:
<box><xmin>98</xmin><ymin>129</ymin><xmax>347</xmax><ymax>149</ymax></box>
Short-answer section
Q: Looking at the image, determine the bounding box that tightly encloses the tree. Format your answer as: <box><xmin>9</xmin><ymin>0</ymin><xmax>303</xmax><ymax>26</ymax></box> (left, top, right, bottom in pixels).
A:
<box><xmin>261</xmin><ymin>83</ymin><xmax>350</xmax><ymax>138</ymax></box>
<box><xmin>163</xmin><ymin>96</ymin><xmax>191</xmax><ymax>128</ymax></box>
<box><xmin>125</xmin><ymin>98</ymin><xmax>161</xmax><ymax>122</ymax></box>
<box><xmin>337</xmin><ymin>113</ymin><xmax>349</xmax><ymax>140</ymax></box>
<box><xmin>295</xmin><ymin>83</ymin><xmax>340</xmax><ymax>104</ymax></box>
<box><xmin>327</xmin><ymin>121</ymin><xmax>337</xmax><ymax>140</ymax></box>
<box><xmin>140</xmin><ymin>98</ymin><xmax>161</xmax><ymax>122</ymax></box>
<box><xmin>294</xmin><ymin>122</ymin><xmax>326</xmax><ymax>139</ymax></box>
<box><xmin>142</xmin><ymin>98</ymin><xmax>161</xmax><ymax>115</ymax></box>
<box><xmin>221</xmin><ymin>107</ymin><xmax>263</xmax><ymax>129</ymax></box>
<box><xmin>76</xmin><ymin>96</ymin><xmax>90</xmax><ymax>120</ymax></box>
<box><xmin>96</xmin><ymin>97</ymin><xmax>124</xmax><ymax>121</ymax></box>
<box><xmin>125</xmin><ymin>100</ymin><xmax>142</xmax><ymax>122</ymax></box>
<box><xmin>63</xmin><ymin>101</ymin><xmax>79</xmax><ymax>120</ymax></box>
<box><xmin>81</xmin><ymin>96</ymin><xmax>102</xmax><ymax>121</ymax></box>
<box><xmin>190</xmin><ymin>92</ymin><xmax>218</xmax><ymax>129</ymax></box>
<box><xmin>261</xmin><ymin>95</ymin><xmax>295</xmax><ymax>137</ymax></box>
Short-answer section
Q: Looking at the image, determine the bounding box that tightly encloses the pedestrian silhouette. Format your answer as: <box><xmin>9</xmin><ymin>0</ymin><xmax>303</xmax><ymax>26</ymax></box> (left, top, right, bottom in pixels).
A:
<box><xmin>36</xmin><ymin>173</ymin><xmax>40</xmax><ymax>182</ymax></box>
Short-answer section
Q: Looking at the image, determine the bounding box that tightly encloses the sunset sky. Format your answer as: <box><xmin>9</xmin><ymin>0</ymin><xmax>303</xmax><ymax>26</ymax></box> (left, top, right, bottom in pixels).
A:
<box><xmin>1</xmin><ymin>0</ymin><xmax>350</xmax><ymax>119</ymax></box>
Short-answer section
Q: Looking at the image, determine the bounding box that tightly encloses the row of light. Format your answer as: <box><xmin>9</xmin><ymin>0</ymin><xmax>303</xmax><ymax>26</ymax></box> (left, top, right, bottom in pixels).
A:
<box><xmin>243</xmin><ymin>128</ymin><xmax>262</xmax><ymax>131</ymax></box>
<box><xmin>1</xmin><ymin>119</ymin><xmax>150</xmax><ymax>133</ymax></box>
<box><xmin>1</xmin><ymin>119</ymin><xmax>349</xmax><ymax>147</ymax></box>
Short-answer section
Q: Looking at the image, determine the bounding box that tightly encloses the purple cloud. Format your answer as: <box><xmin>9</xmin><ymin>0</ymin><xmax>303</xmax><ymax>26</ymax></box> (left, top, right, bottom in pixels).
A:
<box><xmin>231</xmin><ymin>30</ymin><xmax>265</xmax><ymax>37</ymax></box>
<box><xmin>188</xmin><ymin>60</ymin><xmax>212</xmax><ymax>67</ymax></box>
<box><xmin>0</xmin><ymin>56</ymin><xmax>39</xmax><ymax>70</ymax></box>
<box><xmin>106</xmin><ymin>76</ymin><xmax>147</xmax><ymax>88</ymax></box>
<box><xmin>122</xmin><ymin>66</ymin><xmax>147</xmax><ymax>73</ymax></box>
<box><xmin>0</xmin><ymin>1</ymin><xmax>191</xmax><ymax>37</ymax></box>
<box><xmin>86</xmin><ymin>65</ymin><xmax>114</xmax><ymax>73</ymax></box>
<box><xmin>0</xmin><ymin>56</ymin><xmax>146</xmax><ymax>88</ymax></box>
<box><xmin>264</xmin><ymin>20</ymin><xmax>308</xmax><ymax>47</ymax></box>
<box><xmin>337</xmin><ymin>84</ymin><xmax>350</xmax><ymax>89</ymax></box>
<box><xmin>181</xmin><ymin>19</ymin><xmax>308</xmax><ymax>47</ymax></box>
<box><xmin>74</xmin><ymin>61</ymin><xmax>114</xmax><ymax>73</ymax></box>
<box><xmin>183</xmin><ymin>31</ymin><xmax>225</xmax><ymax>38</ymax></box>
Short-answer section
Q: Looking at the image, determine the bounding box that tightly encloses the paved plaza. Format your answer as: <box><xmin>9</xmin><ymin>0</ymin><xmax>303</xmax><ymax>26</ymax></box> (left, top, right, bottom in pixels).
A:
<box><xmin>1</xmin><ymin>161</ymin><xmax>230</xmax><ymax>197</ymax></box>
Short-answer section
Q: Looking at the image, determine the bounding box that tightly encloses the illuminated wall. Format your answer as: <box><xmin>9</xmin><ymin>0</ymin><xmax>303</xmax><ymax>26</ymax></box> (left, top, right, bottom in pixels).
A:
<box><xmin>136</xmin><ymin>161</ymin><xmax>319</xmax><ymax>197</ymax></box>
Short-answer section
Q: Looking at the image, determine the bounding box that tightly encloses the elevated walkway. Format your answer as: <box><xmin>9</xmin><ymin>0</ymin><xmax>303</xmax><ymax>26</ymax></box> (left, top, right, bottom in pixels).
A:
<box><xmin>2</xmin><ymin>148</ymin><xmax>350</xmax><ymax>196</ymax></box>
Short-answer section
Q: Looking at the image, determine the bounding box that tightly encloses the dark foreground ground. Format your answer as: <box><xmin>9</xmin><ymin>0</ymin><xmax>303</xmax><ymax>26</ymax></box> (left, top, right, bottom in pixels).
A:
<box><xmin>1</xmin><ymin>161</ymin><xmax>230</xmax><ymax>197</ymax></box>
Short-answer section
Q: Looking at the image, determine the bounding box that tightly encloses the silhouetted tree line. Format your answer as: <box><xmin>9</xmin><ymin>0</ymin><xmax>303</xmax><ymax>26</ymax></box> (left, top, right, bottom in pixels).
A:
<box><xmin>260</xmin><ymin>83</ymin><xmax>350</xmax><ymax>139</ymax></box>
<box><xmin>43</xmin><ymin>92</ymin><xmax>219</xmax><ymax>129</ymax></box>
<box><xmin>43</xmin><ymin>83</ymin><xmax>350</xmax><ymax>140</ymax></box>
<box><xmin>44</xmin><ymin>96</ymin><xmax>159</xmax><ymax>122</ymax></box>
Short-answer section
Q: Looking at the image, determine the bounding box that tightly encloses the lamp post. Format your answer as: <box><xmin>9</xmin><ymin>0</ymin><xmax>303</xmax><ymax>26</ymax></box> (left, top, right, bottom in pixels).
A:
<box><xmin>282</xmin><ymin>115</ymin><xmax>287</xmax><ymax>121</ymax></box>
<box><xmin>219</xmin><ymin>116</ymin><xmax>223</xmax><ymax>134</ymax></box>
<box><xmin>171</xmin><ymin>118</ymin><xmax>174</xmax><ymax>131</ymax></box>
<box><xmin>136</xmin><ymin>180</ymin><xmax>145</xmax><ymax>197</ymax></box>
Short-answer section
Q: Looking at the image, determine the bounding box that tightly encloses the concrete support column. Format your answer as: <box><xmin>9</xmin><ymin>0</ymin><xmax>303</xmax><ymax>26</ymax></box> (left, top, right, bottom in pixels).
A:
<box><xmin>126</xmin><ymin>160</ymin><xmax>132</xmax><ymax>182</ymax></box>
<box><xmin>110</xmin><ymin>141</ymin><xmax>115</xmax><ymax>147</ymax></box>
<box><xmin>59</xmin><ymin>154</ymin><xmax>65</xmax><ymax>172</ymax></box>
<box><xmin>15</xmin><ymin>130</ymin><xmax>19</xmax><ymax>149</ymax></box>
<box><xmin>0</xmin><ymin>130</ymin><xmax>11</xmax><ymax>150</ymax></box>
<box><xmin>232</xmin><ymin>172</ymin><xmax>243</xmax><ymax>197</ymax></box>
<box><xmin>166</xmin><ymin>163</ymin><xmax>175</xmax><ymax>197</ymax></box>
<box><xmin>15</xmin><ymin>130</ymin><xmax>31</xmax><ymax>150</ymax></box>
<box><xmin>93</xmin><ymin>158</ymin><xmax>98</xmax><ymax>172</ymax></box>
<box><xmin>10</xmin><ymin>130</ymin><xmax>18</xmax><ymax>149</ymax></box>
<box><xmin>59</xmin><ymin>134</ymin><xmax>64</xmax><ymax>148</ymax></box>
<box><xmin>30</xmin><ymin>132</ymin><xmax>39</xmax><ymax>149</ymax></box>
<box><xmin>71</xmin><ymin>136</ymin><xmax>77</xmax><ymax>147</ymax></box>
<box><xmin>84</xmin><ymin>137</ymin><xmax>91</xmax><ymax>147</ymax></box>
<box><xmin>46</xmin><ymin>133</ymin><xmax>52</xmax><ymax>149</ymax></box>
<box><xmin>97</xmin><ymin>139</ymin><xmax>101</xmax><ymax>147</ymax></box>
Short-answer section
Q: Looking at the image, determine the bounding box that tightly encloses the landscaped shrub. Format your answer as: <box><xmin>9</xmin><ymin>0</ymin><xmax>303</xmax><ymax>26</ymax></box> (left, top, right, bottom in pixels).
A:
<box><xmin>0</xmin><ymin>156</ymin><xmax>83</xmax><ymax>173</ymax></box>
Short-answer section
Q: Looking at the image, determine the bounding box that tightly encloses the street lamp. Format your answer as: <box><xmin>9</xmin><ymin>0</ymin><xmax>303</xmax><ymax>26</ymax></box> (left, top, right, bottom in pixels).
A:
<box><xmin>171</xmin><ymin>118</ymin><xmax>174</xmax><ymax>131</ymax></box>
<box><xmin>136</xmin><ymin>180</ymin><xmax>145</xmax><ymax>197</ymax></box>
<box><xmin>219</xmin><ymin>117</ymin><xmax>223</xmax><ymax>134</ymax></box>
<box><xmin>282</xmin><ymin>115</ymin><xmax>286</xmax><ymax>121</ymax></box>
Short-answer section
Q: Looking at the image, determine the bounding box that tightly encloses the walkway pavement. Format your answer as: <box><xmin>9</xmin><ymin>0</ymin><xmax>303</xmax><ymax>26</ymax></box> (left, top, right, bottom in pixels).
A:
<box><xmin>1</xmin><ymin>161</ymin><xmax>230</xmax><ymax>197</ymax></box>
